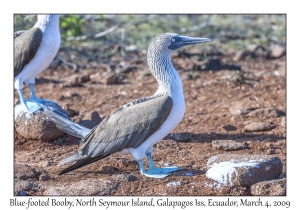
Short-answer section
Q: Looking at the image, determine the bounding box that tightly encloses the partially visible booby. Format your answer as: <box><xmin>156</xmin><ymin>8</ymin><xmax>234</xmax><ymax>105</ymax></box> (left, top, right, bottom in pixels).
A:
<box><xmin>14</xmin><ymin>15</ymin><xmax>60</xmax><ymax>112</ymax></box>
<box><xmin>36</xmin><ymin>33</ymin><xmax>211</xmax><ymax>178</ymax></box>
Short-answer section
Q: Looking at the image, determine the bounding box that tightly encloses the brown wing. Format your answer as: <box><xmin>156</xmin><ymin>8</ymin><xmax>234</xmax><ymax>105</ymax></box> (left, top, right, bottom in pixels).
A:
<box><xmin>58</xmin><ymin>95</ymin><xmax>173</xmax><ymax>174</ymax></box>
<box><xmin>78</xmin><ymin>94</ymin><xmax>173</xmax><ymax>157</ymax></box>
<box><xmin>14</xmin><ymin>27</ymin><xmax>43</xmax><ymax>77</ymax></box>
<box><xmin>14</xmin><ymin>30</ymin><xmax>27</xmax><ymax>38</ymax></box>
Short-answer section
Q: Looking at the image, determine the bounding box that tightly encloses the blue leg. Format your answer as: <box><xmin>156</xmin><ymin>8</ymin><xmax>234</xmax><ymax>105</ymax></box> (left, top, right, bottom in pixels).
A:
<box><xmin>29</xmin><ymin>84</ymin><xmax>37</xmax><ymax>99</ymax></box>
<box><xmin>17</xmin><ymin>89</ymin><xmax>30</xmax><ymax>111</ymax></box>
<box><xmin>146</xmin><ymin>153</ymin><xmax>180</xmax><ymax>173</ymax></box>
<box><xmin>29</xmin><ymin>84</ymin><xmax>52</xmax><ymax>104</ymax></box>
<box><xmin>138</xmin><ymin>160</ymin><xmax>169</xmax><ymax>178</ymax></box>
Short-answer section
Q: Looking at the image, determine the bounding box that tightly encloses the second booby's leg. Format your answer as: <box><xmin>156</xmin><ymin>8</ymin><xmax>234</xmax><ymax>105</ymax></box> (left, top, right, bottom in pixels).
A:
<box><xmin>146</xmin><ymin>153</ymin><xmax>180</xmax><ymax>173</ymax></box>
<box><xmin>138</xmin><ymin>160</ymin><xmax>169</xmax><ymax>178</ymax></box>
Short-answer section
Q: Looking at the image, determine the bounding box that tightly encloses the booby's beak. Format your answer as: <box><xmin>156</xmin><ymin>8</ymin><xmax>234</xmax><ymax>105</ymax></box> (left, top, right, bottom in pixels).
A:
<box><xmin>168</xmin><ymin>35</ymin><xmax>212</xmax><ymax>50</ymax></box>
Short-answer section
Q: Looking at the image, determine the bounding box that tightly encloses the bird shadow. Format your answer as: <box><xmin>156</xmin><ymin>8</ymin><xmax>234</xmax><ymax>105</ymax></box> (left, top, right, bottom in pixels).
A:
<box><xmin>170</xmin><ymin>169</ymin><xmax>206</xmax><ymax>177</ymax></box>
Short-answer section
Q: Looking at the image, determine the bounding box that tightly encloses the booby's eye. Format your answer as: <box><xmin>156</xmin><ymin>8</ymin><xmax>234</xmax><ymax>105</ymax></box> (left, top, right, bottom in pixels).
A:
<box><xmin>171</xmin><ymin>38</ymin><xmax>175</xmax><ymax>42</ymax></box>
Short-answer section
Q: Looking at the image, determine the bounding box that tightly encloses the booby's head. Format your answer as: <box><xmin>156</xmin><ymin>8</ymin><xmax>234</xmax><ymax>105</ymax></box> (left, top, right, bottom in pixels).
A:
<box><xmin>148</xmin><ymin>33</ymin><xmax>211</xmax><ymax>56</ymax></box>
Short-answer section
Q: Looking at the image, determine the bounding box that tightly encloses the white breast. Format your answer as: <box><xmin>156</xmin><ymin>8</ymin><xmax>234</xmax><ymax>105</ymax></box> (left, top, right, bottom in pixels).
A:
<box><xmin>118</xmin><ymin>68</ymin><xmax>185</xmax><ymax>160</ymax></box>
<box><xmin>14</xmin><ymin>25</ymin><xmax>60</xmax><ymax>86</ymax></box>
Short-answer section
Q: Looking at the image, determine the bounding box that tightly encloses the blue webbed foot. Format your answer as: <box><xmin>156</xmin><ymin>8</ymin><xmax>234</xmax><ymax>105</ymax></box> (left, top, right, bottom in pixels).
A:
<box><xmin>146</xmin><ymin>153</ymin><xmax>181</xmax><ymax>174</ymax></box>
<box><xmin>138</xmin><ymin>160</ymin><xmax>169</xmax><ymax>178</ymax></box>
<box><xmin>24</xmin><ymin>100</ymin><xmax>42</xmax><ymax>113</ymax></box>
<box><xmin>17</xmin><ymin>89</ymin><xmax>41</xmax><ymax>113</ymax></box>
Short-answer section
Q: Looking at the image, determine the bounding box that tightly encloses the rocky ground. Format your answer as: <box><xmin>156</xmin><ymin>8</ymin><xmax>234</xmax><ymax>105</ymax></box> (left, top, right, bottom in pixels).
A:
<box><xmin>14</xmin><ymin>46</ymin><xmax>286</xmax><ymax>196</ymax></box>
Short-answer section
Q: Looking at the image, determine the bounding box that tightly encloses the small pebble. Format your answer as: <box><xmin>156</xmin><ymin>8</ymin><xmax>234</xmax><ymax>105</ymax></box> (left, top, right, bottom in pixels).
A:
<box><xmin>167</xmin><ymin>181</ymin><xmax>181</xmax><ymax>187</ymax></box>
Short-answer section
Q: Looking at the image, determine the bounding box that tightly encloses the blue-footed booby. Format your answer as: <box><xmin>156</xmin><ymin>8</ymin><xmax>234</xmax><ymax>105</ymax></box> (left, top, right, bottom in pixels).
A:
<box><xmin>36</xmin><ymin>33</ymin><xmax>211</xmax><ymax>178</ymax></box>
<box><xmin>14</xmin><ymin>15</ymin><xmax>60</xmax><ymax>113</ymax></box>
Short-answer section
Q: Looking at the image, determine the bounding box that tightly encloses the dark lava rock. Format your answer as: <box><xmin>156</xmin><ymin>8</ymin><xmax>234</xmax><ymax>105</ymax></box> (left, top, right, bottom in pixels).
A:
<box><xmin>206</xmin><ymin>154</ymin><xmax>282</xmax><ymax>187</ymax></box>
<box><xmin>251</xmin><ymin>178</ymin><xmax>286</xmax><ymax>196</ymax></box>
<box><xmin>244</xmin><ymin>122</ymin><xmax>276</xmax><ymax>132</ymax></box>
<box><xmin>222</xmin><ymin>124</ymin><xmax>237</xmax><ymax>132</ymax></box>
<box><xmin>14</xmin><ymin>101</ymin><xmax>69</xmax><ymax>140</ymax></box>
<box><xmin>43</xmin><ymin>179</ymin><xmax>119</xmax><ymax>196</ymax></box>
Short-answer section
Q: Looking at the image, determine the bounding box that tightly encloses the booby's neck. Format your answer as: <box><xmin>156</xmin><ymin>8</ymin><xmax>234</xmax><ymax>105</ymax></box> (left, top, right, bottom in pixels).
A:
<box><xmin>147</xmin><ymin>47</ymin><xmax>181</xmax><ymax>94</ymax></box>
<box><xmin>34</xmin><ymin>15</ymin><xmax>59</xmax><ymax>31</ymax></box>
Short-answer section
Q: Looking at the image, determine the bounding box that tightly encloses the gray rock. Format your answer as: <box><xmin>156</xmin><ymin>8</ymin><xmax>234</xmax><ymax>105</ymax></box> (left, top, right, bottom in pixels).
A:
<box><xmin>14</xmin><ymin>180</ymin><xmax>40</xmax><ymax>195</ymax></box>
<box><xmin>247</xmin><ymin>108</ymin><xmax>285</xmax><ymax>118</ymax></box>
<box><xmin>251</xmin><ymin>178</ymin><xmax>286</xmax><ymax>196</ymax></box>
<box><xmin>14</xmin><ymin>101</ymin><xmax>69</xmax><ymax>140</ymax></box>
<box><xmin>244</xmin><ymin>122</ymin><xmax>276</xmax><ymax>132</ymax></box>
<box><xmin>43</xmin><ymin>179</ymin><xmax>118</xmax><ymax>196</ymax></box>
<box><xmin>212</xmin><ymin>140</ymin><xmax>247</xmax><ymax>151</ymax></box>
<box><xmin>270</xmin><ymin>45</ymin><xmax>286</xmax><ymax>58</ymax></box>
<box><xmin>14</xmin><ymin>164</ymin><xmax>37</xmax><ymax>180</ymax></box>
<box><xmin>112</xmin><ymin>174</ymin><xmax>137</xmax><ymax>182</ymax></box>
<box><xmin>206</xmin><ymin>154</ymin><xmax>282</xmax><ymax>186</ymax></box>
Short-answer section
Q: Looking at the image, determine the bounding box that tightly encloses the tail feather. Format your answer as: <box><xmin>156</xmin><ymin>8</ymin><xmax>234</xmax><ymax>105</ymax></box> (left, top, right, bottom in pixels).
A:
<box><xmin>32</xmin><ymin>100</ymin><xmax>91</xmax><ymax>138</ymax></box>
<box><xmin>58</xmin><ymin>154</ymin><xmax>110</xmax><ymax>175</ymax></box>
<box><xmin>58</xmin><ymin>152</ymin><xmax>82</xmax><ymax>166</ymax></box>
